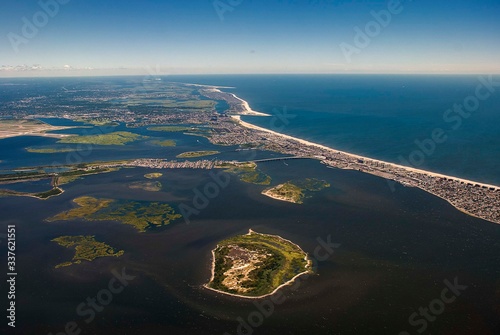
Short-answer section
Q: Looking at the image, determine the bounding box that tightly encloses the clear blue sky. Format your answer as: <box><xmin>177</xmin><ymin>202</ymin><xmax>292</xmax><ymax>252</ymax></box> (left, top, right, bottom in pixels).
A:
<box><xmin>1</xmin><ymin>0</ymin><xmax>499</xmax><ymax>76</ymax></box>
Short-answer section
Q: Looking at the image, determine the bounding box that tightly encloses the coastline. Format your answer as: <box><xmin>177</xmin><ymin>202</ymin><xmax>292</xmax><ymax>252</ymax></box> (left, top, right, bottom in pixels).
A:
<box><xmin>0</xmin><ymin>130</ymin><xmax>75</xmax><ymax>140</ymax></box>
<box><xmin>203</xmin><ymin>229</ymin><xmax>312</xmax><ymax>300</ymax></box>
<box><xmin>226</xmin><ymin>92</ymin><xmax>271</xmax><ymax>116</ymax></box>
<box><xmin>232</xmin><ymin>115</ymin><xmax>500</xmax><ymax>191</ymax></box>
<box><xmin>261</xmin><ymin>188</ymin><xmax>297</xmax><ymax>204</ymax></box>
<box><xmin>200</xmin><ymin>86</ymin><xmax>271</xmax><ymax>116</ymax></box>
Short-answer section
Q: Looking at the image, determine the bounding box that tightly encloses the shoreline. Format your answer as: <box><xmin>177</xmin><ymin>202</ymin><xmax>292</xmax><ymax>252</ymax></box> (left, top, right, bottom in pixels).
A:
<box><xmin>261</xmin><ymin>188</ymin><xmax>300</xmax><ymax>204</ymax></box>
<box><xmin>203</xmin><ymin>229</ymin><xmax>312</xmax><ymax>300</ymax></box>
<box><xmin>231</xmin><ymin>114</ymin><xmax>500</xmax><ymax>224</ymax></box>
<box><xmin>226</xmin><ymin>92</ymin><xmax>271</xmax><ymax>116</ymax></box>
<box><xmin>232</xmin><ymin>115</ymin><xmax>500</xmax><ymax>191</ymax></box>
<box><xmin>201</xmin><ymin>87</ymin><xmax>271</xmax><ymax>116</ymax></box>
<box><xmin>0</xmin><ymin>131</ymin><xmax>75</xmax><ymax>140</ymax></box>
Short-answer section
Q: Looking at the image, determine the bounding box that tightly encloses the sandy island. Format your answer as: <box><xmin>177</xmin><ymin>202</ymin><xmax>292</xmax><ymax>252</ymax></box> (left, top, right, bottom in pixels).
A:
<box><xmin>204</xmin><ymin>229</ymin><xmax>312</xmax><ymax>299</ymax></box>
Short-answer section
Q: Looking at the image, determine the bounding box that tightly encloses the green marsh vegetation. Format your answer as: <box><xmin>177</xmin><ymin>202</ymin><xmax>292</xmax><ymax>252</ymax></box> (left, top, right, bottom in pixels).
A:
<box><xmin>263</xmin><ymin>178</ymin><xmax>330</xmax><ymax>204</ymax></box>
<box><xmin>51</xmin><ymin>235</ymin><xmax>124</xmax><ymax>268</ymax></box>
<box><xmin>47</xmin><ymin>196</ymin><xmax>182</xmax><ymax>232</ymax></box>
<box><xmin>151</xmin><ymin>139</ymin><xmax>176</xmax><ymax>147</ymax></box>
<box><xmin>217</xmin><ymin>162</ymin><xmax>271</xmax><ymax>185</ymax></box>
<box><xmin>176</xmin><ymin>151</ymin><xmax>220</xmax><ymax>158</ymax></box>
<box><xmin>58</xmin><ymin>131</ymin><xmax>147</xmax><ymax>146</ymax></box>
<box><xmin>208</xmin><ymin>230</ymin><xmax>311</xmax><ymax>297</ymax></box>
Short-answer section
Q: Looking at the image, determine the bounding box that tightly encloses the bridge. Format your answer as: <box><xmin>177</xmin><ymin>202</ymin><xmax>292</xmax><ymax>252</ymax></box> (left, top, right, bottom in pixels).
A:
<box><xmin>247</xmin><ymin>156</ymin><xmax>316</xmax><ymax>163</ymax></box>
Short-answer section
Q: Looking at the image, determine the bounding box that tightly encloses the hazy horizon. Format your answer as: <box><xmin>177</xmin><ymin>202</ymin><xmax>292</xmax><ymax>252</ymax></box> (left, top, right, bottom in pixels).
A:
<box><xmin>1</xmin><ymin>0</ymin><xmax>500</xmax><ymax>77</ymax></box>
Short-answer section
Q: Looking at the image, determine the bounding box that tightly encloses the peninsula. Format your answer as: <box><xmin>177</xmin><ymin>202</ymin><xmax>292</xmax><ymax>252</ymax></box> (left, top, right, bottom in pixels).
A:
<box><xmin>0</xmin><ymin>119</ymin><xmax>77</xmax><ymax>139</ymax></box>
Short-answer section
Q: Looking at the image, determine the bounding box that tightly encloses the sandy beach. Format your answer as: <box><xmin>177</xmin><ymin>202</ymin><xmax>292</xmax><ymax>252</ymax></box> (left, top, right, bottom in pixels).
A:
<box><xmin>201</xmin><ymin>87</ymin><xmax>271</xmax><ymax>116</ymax></box>
<box><xmin>261</xmin><ymin>188</ymin><xmax>297</xmax><ymax>203</ymax></box>
<box><xmin>227</xmin><ymin>93</ymin><xmax>271</xmax><ymax>116</ymax></box>
<box><xmin>232</xmin><ymin>115</ymin><xmax>500</xmax><ymax>190</ymax></box>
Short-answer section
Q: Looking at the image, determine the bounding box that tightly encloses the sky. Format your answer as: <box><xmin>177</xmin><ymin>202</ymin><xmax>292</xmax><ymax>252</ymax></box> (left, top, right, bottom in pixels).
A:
<box><xmin>0</xmin><ymin>0</ymin><xmax>499</xmax><ymax>77</ymax></box>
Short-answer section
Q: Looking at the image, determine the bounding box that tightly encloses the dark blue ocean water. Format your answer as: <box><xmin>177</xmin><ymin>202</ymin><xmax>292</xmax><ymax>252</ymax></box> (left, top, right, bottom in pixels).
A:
<box><xmin>166</xmin><ymin>75</ymin><xmax>500</xmax><ymax>185</ymax></box>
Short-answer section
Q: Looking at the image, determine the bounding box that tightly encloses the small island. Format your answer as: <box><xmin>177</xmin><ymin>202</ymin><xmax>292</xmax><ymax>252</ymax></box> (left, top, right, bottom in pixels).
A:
<box><xmin>58</xmin><ymin>131</ymin><xmax>147</xmax><ymax>146</ymax></box>
<box><xmin>262</xmin><ymin>178</ymin><xmax>330</xmax><ymax>204</ymax></box>
<box><xmin>26</xmin><ymin>147</ymin><xmax>78</xmax><ymax>154</ymax></box>
<box><xmin>51</xmin><ymin>235</ymin><xmax>124</xmax><ymax>268</ymax></box>
<box><xmin>129</xmin><ymin>181</ymin><xmax>162</xmax><ymax>192</ymax></box>
<box><xmin>144</xmin><ymin>173</ymin><xmax>163</xmax><ymax>179</ymax></box>
<box><xmin>151</xmin><ymin>139</ymin><xmax>176</xmax><ymax>147</ymax></box>
<box><xmin>217</xmin><ymin>162</ymin><xmax>272</xmax><ymax>185</ymax></box>
<box><xmin>205</xmin><ymin>230</ymin><xmax>311</xmax><ymax>298</ymax></box>
<box><xmin>47</xmin><ymin>196</ymin><xmax>182</xmax><ymax>232</ymax></box>
<box><xmin>176</xmin><ymin>150</ymin><xmax>220</xmax><ymax>158</ymax></box>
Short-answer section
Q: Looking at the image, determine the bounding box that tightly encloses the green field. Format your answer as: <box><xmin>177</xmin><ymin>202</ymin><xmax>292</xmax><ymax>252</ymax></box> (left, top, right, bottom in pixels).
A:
<box><xmin>58</xmin><ymin>131</ymin><xmax>146</xmax><ymax>145</ymax></box>
<box><xmin>176</xmin><ymin>150</ymin><xmax>220</xmax><ymax>158</ymax></box>
<box><xmin>47</xmin><ymin>196</ymin><xmax>182</xmax><ymax>232</ymax></box>
<box><xmin>52</xmin><ymin>235</ymin><xmax>124</xmax><ymax>268</ymax></box>
<box><xmin>207</xmin><ymin>230</ymin><xmax>311</xmax><ymax>297</ymax></box>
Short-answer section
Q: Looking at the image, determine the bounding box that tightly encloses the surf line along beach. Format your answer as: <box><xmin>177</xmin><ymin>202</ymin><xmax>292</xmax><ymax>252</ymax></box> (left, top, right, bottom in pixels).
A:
<box><xmin>230</xmin><ymin>114</ymin><xmax>500</xmax><ymax>225</ymax></box>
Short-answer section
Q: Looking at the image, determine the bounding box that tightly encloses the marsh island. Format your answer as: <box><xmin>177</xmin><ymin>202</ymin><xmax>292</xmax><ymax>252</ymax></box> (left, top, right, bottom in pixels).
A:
<box><xmin>51</xmin><ymin>235</ymin><xmax>124</xmax><ymax>268</ymax></box>
<box><xmin>47</xmin><ymin>196</ymin><xmax>182</xmax><ymax>232</ymax></box>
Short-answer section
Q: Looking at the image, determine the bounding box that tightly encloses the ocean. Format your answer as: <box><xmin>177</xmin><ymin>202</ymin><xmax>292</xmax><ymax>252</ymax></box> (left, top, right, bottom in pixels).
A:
<box><xmin>167</xmin><ymin>74</ymin><xmax>500</xmax><ymax>185</ymax></box>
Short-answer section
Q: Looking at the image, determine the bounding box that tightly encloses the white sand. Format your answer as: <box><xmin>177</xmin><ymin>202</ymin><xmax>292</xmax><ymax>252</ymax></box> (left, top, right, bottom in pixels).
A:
<box><xmin>232</xmin><ymin>116</ymin><xmax>500</xmax><ymax>190</ymax></box>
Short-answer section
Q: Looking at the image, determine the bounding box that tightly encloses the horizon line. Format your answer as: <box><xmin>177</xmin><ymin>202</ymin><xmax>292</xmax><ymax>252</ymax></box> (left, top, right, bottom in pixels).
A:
<box><xmin>1</xmin><ymin>72</ymin><xmax>500</xmax><ymax>79</ymax></box>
